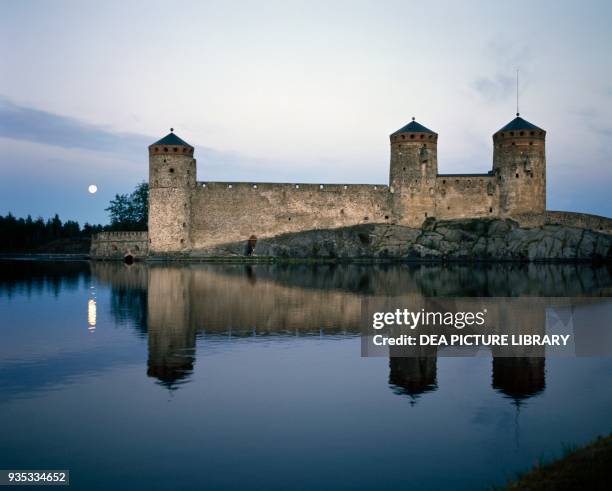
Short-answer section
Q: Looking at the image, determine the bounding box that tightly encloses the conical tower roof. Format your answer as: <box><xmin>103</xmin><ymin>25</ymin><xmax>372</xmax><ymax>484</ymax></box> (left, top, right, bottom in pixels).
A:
<box><xmin>495</xmin><ymin>116</ymin><xmax>544</xmax><ymax>134</ymax></box>
<box><xmin>150</xmin><ymin>130</ymin><xmax>193</xmax><ymax>148</ymax></box>
<box><xmin>392</xmin><ymin>118</ymin><xmax>436</xmax><ymax>135</ymax></box>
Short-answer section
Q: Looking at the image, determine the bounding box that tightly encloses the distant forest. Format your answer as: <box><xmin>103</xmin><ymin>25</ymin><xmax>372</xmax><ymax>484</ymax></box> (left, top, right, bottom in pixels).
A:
<box><xmin>0</xmin><ymin>182</ymin><xmax>148</xmax><ymax>253</ymax></box>
<box><xmin>0</xmin><ymin>213</ymin><xmax>103</xmax><ymax>252</ymax></box>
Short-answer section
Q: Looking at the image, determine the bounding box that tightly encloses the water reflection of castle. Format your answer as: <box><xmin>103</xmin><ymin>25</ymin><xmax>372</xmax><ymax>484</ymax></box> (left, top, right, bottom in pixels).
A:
<box><xmin>91</xmin><ymin>262</ymin><xmax>611</xmax><ymax>399</ymax></box>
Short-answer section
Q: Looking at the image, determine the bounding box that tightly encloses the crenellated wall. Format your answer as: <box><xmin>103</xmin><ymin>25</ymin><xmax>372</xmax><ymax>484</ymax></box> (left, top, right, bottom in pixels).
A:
<box><xmin>189</xmin><ymin>182</ymin><xmax>391</xmax><ymax>250</ymax></box>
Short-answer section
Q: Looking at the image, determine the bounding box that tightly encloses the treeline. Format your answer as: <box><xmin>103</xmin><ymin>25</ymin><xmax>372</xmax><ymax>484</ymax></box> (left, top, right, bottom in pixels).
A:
<box><xmin>0</xmin><ymin>213</ymin><xmax>104</xmax><ymax>252</ymax></box>
<box><xmin>1</xmin><ymin>182</ymin><xmax>149</xmax><ymax>252</ymax></box>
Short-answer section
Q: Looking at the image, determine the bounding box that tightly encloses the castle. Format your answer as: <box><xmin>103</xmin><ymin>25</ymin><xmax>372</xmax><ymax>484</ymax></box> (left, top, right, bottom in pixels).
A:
<box><xmin>90</xmin><ymin>114</ymin><xmax>611</xmax><ymax>260</ymax></box>
<box><xmin>149</xmin><ymin>114</ymin><xmax>545</xmax><ymax>253</ymax></box>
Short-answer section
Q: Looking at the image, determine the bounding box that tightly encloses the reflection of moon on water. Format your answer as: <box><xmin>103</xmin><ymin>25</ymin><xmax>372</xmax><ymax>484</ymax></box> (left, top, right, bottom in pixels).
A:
<box><xmin>88</xmin><ymin>184</ymin><xmax>98</xmax><ymax>194</ymax></box>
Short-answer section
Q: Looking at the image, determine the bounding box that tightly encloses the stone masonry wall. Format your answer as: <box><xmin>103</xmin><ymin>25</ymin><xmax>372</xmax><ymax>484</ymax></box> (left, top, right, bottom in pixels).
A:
<box><xmin>189</xmin><ymin>182</ymin><xmax>392</xmax><ymax>250</ymax></box>
<box><xmin>90</xmin><ymin>231</ymin><xmax>148</xmax><ymax>260</ymax></box>
<box><xmin>515</xmin><ymin>211</ymin><xmax>612</xmax><ymax>235</ymax></box>
<box><xmin>435</xmin><ymin>175</ymin><xmax>498</xmax><ymax>219</ymax></box>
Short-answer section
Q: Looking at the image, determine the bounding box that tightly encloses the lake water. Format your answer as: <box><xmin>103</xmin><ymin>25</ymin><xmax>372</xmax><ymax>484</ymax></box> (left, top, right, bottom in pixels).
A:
<box><xmin>0</xmin><ymin>260</ymin><xmax>611</xmax><ymax>490</ymax></box>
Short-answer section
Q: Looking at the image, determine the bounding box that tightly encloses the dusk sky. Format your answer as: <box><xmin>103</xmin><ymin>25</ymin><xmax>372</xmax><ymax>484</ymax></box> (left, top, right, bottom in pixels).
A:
<box><xmin>1</xmin><ymin>0</ymin><xmax>611</xmax><ymax>225</ymax></box>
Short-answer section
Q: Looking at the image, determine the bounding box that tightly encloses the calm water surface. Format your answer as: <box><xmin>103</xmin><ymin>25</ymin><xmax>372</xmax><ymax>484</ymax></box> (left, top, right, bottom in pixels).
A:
<box><xmin>0</xmin><ymin>261</ymin><xmax>611</xmax><ymax>490</ymax></box>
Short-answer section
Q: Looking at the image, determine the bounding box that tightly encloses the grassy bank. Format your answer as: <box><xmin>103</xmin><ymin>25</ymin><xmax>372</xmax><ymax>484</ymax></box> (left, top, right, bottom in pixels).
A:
<box><xmin>497</xmin><ymin>434</ymin><xmax>612</xmax><ymax>490</ymax></box>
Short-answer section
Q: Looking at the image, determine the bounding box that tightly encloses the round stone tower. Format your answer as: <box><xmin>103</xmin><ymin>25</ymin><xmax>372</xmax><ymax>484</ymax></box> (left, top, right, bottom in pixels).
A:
<box><xmin>148</xmin><ymin>130</ymin><xmax>196</xmax><ymax>254</ymax></box>
<box><xmin>389</xmin><ymin>118</ymin><xmax>438</xmax><ymax>226</ymax></box>
<box><xmin>492</xmin><ymin>115</ymin><xmax>546</xmax><ymax>216</ymax></box>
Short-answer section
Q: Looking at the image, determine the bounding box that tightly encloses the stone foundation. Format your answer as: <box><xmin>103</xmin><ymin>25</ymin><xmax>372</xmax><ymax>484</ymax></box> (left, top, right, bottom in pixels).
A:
<box><xmin>90</xmin><ymin>231</ymin><xmax>148</xmax><ymax>260</ymax></box>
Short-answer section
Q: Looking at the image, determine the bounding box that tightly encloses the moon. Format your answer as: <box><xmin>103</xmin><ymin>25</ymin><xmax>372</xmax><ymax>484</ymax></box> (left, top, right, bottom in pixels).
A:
<box><xmin>88</xmin><ymin>184</ymin><xmax>98</xmax><ymax>194</ymax></box>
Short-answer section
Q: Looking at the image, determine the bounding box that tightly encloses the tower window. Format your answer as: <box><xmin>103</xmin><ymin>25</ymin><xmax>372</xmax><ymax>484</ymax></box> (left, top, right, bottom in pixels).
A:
<box><xmin>403</xmin><ymin>167</ymin><xmax>406</xmax><ymax>171</ymax></box>
<box><xmin>519</xmin><ymin>131</ymin><xmax>524</xmax><ymax>136</ymax></box>
<box><xmin>163</xmin><ymin>147</ymin><xmax>168</xmax><ymax>152</ymax></box>
<box><xmin>384</xmin><ymin>215</ymin><xmax>389</xmax><ymax>219</ymax></box>
<box><xmin>169</xmin><ymin>168</ymin><xmax>174</xmax><ymax>173</ymax></box>
<box><xmin>420</xmin><ymin>134</ymin><xmax>424</xmax><ymax>139</ymax></box>
<box><xmin>401</xmin><ymin>135</ymin><xmax>405</xmax><ymax>140</ymax></box>
<box><xmin>530</xmin><ymin>131</ymin><xmax>535</xmax><ymax>136</ymax></box>
<box><xmin>173</xmin><ymin>147</ymin><xmax>178</xmax><ymax>152</ymax></box>
<box><xmin>489</xmin><ymin>207</ymin><xmax>493</xmax><ymax>213</ymax></box>
<box><xmin>410</xmin><ymin>134</ymin><xmax>415</xmax><ymax>139</ymax></box>
<box><xmin>154</xmin><ymin>147</ymin><xmax>158</xmax><ymax>152</ymax></box>
<box><xmin>516</xmin><ymin>173</ymin><xmax>519</xmax><ymax>178</ymax></box>
<box><xmin>510</xmin><ymin>132</ymin><xmax>514</xmax><ymax>136</ymax></box>
<box><xmin>529</xmin><ymin>141</ymin><xmax>533</xmax><ymax>146</ymax></box>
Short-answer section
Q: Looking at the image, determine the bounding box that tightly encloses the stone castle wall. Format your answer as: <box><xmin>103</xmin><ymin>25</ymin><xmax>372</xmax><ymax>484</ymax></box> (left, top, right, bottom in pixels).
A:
<box><xmin>515</xmin><ymin>211</ymin><xmax>612</xmax><ymax>235</ymax></box>
<box><xmin>90</xmin><ymin>231</ymin><xmax>148</xmax><ymax>260</ymax></box>
<box><xmin>435</xmin><ymin>175</ymin><xmax>498</xmax><ymax>219</ymax></box>
<box><xmin>189</xmin><ymin>182</ymin><xmax>391</xmax><ymax>250</ymax></box>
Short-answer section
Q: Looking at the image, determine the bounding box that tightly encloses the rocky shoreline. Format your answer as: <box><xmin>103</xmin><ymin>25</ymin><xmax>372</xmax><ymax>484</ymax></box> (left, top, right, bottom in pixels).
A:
<box><xmin>187</xmin><ymin>218</ymin><xmax>612</xmax><ymax>262</ymax></box>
